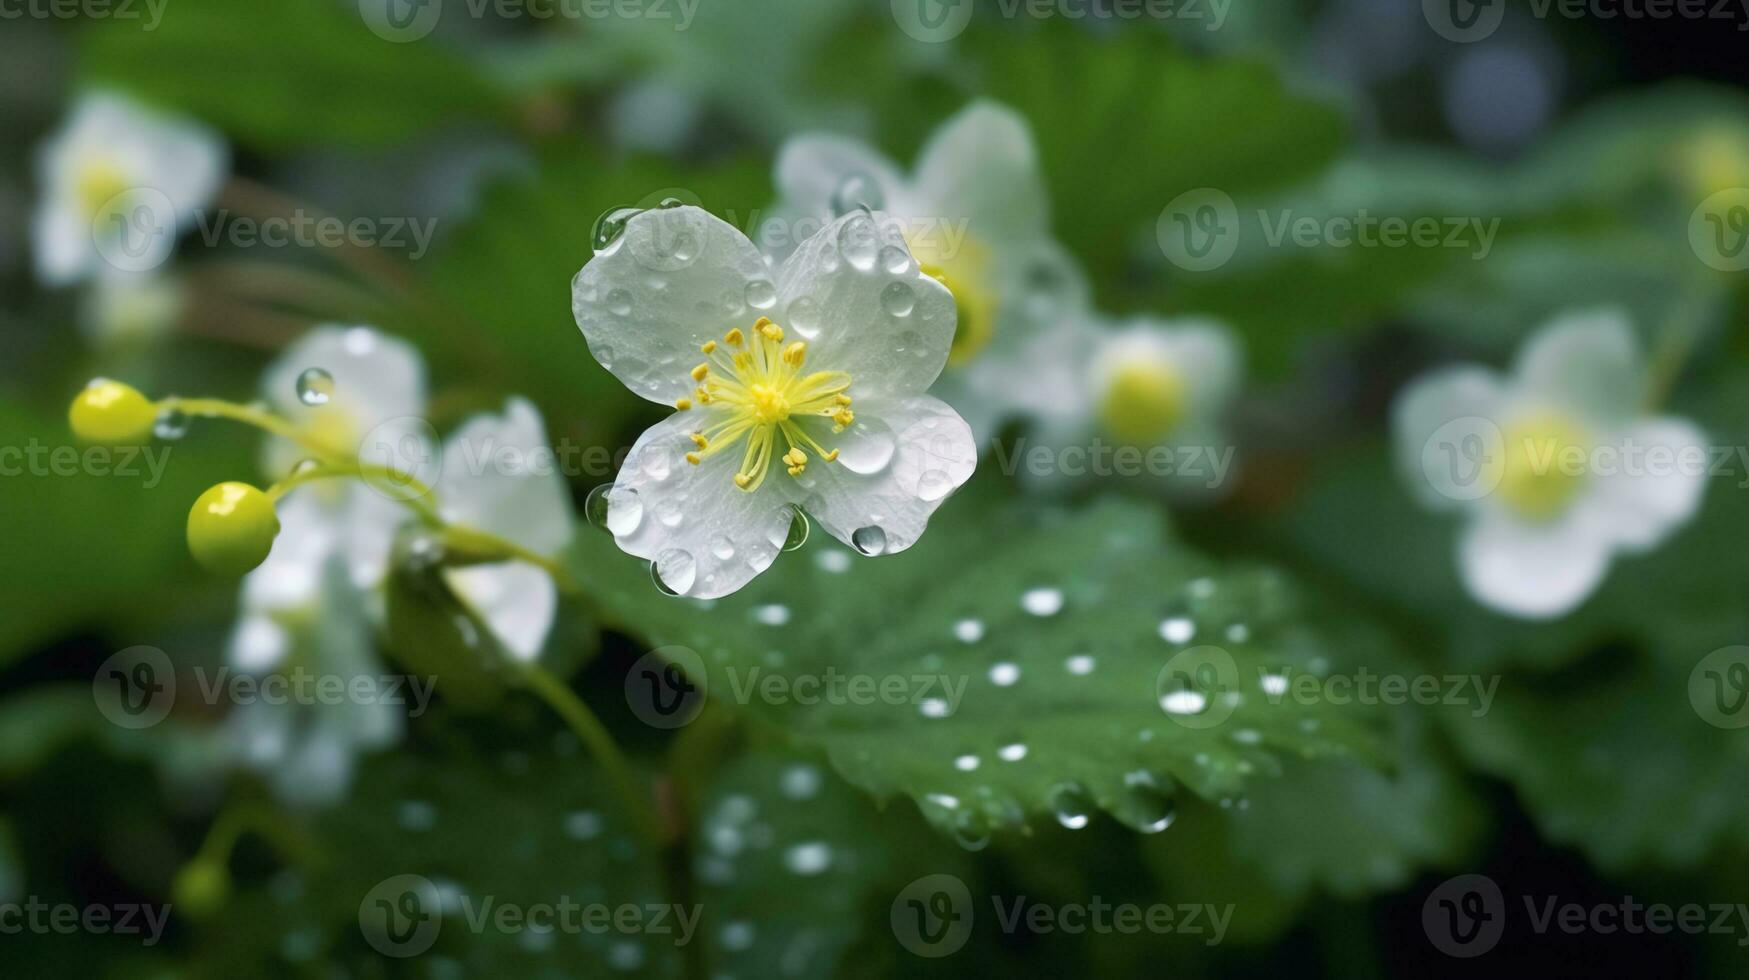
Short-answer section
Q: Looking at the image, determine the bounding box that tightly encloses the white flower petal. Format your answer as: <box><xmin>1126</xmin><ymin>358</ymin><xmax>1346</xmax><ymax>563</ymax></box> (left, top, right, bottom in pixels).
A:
<box><xmin>1511</xmin><ymin>309</ymin><xmax>1642</xmax><ymax>428</ymax></box>
<box><xmin>573</xmin><ymin>205</ymin><xmax>774</xmax><ymax>405</ymax></box>
<box><xmin>773</xmin><ymin>210</ymin><xmax>957</xmax><ymax>399</ymax></box>
<box><xmin>239</xmin><ymin>490</ymin><xmax>341</xmax><ymax>614</ymax></box>
<box><xmin>784</xmin><ymin>394</ymin><xmax>975</xmax><ymax>556</ymax></box>
<box><xmin>607</xmin><ymin>411</ymin><xmax>796</xmax><ymax>599</ymax></box>
<box><xmin>912</xmin><ymin>100</ymin><xmax>1049</xmax><ymax>248</ymax></box>
<box><xmin>445</xmin><ymin>562</ymin><xmax>557</xmax><ymax>662</ymax></box>
<box><xmin>1592</xmin><ymin>416</ymin><xmax>1709</xmax><ymax>552</ymax></box>
<box><xmin>437</xmin><ymin>397</ymin><xmax>574</xmax><ymax>556</ymax></box>
<box><xmin>260</xmin><ymin>325</ymin><xmax>429</xmax><ymax>478</ymax></box>
<box><xmin>1391</xmin><ymin>365</ymin><xmax>1507</xmax><ymax>511</ymax></box>
<box><xmin>772</xmin><ymin>134</ymin><xmax>909</xmax><ymax>224</ymax></box>
<box><xmin>1458</xmin><ymin>509</ymin><xmax>1613</xmax><ymax>619</ymax></box>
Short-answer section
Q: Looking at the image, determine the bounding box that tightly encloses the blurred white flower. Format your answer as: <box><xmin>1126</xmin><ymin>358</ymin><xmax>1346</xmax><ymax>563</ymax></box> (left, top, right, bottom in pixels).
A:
<box><xmin>437</xmin><ymin>397</ymin><xmax>575</xmax><ymax>661</ymax></box>
<box><xmin>33</xmin><ymin>91</ymin><xmax>226</xmax><ymax>286</ymax></box>
<box><xmin>572</xmin><ymin>206</ymin><xmax>976</xmax><ymax>598</ymax></box>
<box><xmin>769</xmin><ymin>100</ymin><xmax>1087</xmax><ymax>444</ymax></box>
<box><xmin>985</xmin><ymin>313</ymin><xmax>1243</xmax><ymax>495</ymax></box>
<box><xmin>1393</xmin><ymin>310</ymin><xmax>1708</xmax><ymax>619</ymax></box>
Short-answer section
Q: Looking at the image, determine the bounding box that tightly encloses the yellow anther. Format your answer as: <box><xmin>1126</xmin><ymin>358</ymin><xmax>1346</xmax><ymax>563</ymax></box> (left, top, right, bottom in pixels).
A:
<box><xmin>691</xmin><ymin>363</ymin><xmax>710</xmax><ymax>382</ymax></box>
<box><xmin>696</xmin><ymin>388</ymin><xmax>712</xmax><ymax>404</ymax></box>
<box><xmin>783</xmin><ymin>342</ymin><xmax>807</xmax><ymax>367</ymax></box>
<box><xmin>784</xmin><ymin>447</ymin><xmax>807</xmax><ymax>467</ymax></box>
<box><xmin>822</xmin><ymin>449</ymin><xmax>840</xmax><ymax>462</ymax></box>
<box><xmin>685</xmin><ymin>452</ymin><xmax>702</xmax><ymax>465</ymax></box>
<box><xmin>758</xmin><ymin>318</ymin><xmax>784</xmax><ymax>342</ymax></box>
<box><xmin>832</xmin><ymin>409</ymin><xmax>855</xmax><ymax>429</ymax></box>
<box><xmin>674</xmin><ymin>397</ymin><xmax>692</xmax><ymax>411</ymax></box>
<box><xmin>834</xmin><ymin>394</ymin><xmax>853</xmax><ymax>405</ymax></box>
<box><xmin>724</xmin><ymin>328</ymin><xmax>744</xmax><ymax>346</ymax></box>
<box><xmin>690</xmin><ymin>433</ymin><xmax>709</xmax><ymax>448</ymax></box>
<box><xmin>734</xmin><ymin>473</ymin><xmax>752</xmax><ymax>489</ymax></box>
<box><xmin>701</xmin><ymin>340</ymin><xmax>718</xmax><ymax>354</ymax></box>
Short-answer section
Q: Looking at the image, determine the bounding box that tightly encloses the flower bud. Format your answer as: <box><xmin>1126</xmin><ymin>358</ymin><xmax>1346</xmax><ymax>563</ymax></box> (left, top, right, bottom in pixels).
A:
<box><xmin>187</xmin><ymin>482</ymin><xmax>280</xmax><ymax>576</ymax></box>
<box><xmin>171</xmin><ymin>858</ymin><xmax>231</xmax><ymax>922</ymax></box>
<box><xmin>69</xmin><ymin>379</ymin><xmax>158</xmax><ymax>445</ymax></box>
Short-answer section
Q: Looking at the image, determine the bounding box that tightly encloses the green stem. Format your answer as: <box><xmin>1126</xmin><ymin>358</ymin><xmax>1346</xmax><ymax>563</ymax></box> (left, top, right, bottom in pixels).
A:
<box><xmin>518</xmin><ymin>661</ymin><xmax>662</xmax><ymax>847</ymax></box>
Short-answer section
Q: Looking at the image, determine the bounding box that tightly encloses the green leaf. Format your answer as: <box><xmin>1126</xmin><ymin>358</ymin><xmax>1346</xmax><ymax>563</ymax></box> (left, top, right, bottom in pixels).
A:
<box><xmin>79</xmin><ymin>0</ymin><xmax>509</xmax><ymax>151</ymax></box>
<box><xmin>191</xmin><ymin>746</ymin><xmax>685</xmax><ymax>977</ymax></box>
<box><xmin>570</xmin><ymin>490</ymin><xmax>1390</xmax><ymax>843</ymax></box>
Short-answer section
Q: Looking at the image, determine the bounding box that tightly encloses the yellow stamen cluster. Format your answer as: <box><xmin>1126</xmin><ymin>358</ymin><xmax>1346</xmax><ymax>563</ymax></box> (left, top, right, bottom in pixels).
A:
<box><xmin>676</xmin><ymin>316</ymin><xmax>854</xmax><ymax>491</ymax></box>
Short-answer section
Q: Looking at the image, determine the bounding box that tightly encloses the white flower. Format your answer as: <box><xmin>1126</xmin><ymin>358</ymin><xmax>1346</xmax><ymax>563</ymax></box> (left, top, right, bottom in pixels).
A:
<box><xmin>769</xmin><ymin>100</ymin><xmax>1087</xmax><ymax>444</ymax></box>
<box><xmin>436</xmin><ymin>397</ymin><xmax>575</xmax><ymax>661</ymax></box>
<box><xmin>224</xmin><ymin>330</ymin><xmax>573</xmax><ymax>803</ymax></box>
<box><xmin>33</xmin><ymin>91</ymin><xmax>226</xmax><ymax>286</ymax></box>
<box><xmin>1393</xmin><ymin>310</ymin><xmax>1708</xmax><ymax>619</ymax></box>
<box><xmin>978</xmin><ymin>312</ymin><xmax>1243</xmax><ymax>494</ymax></box>
<box><xmin>79</xmin><ymin>268</ymin><xmax>184</xmax><ymax>348</ymax></box>
<box><xmin>572</xmin><ymin>205</ymin><xmax>977</xmax><ymax>598</ymax></box>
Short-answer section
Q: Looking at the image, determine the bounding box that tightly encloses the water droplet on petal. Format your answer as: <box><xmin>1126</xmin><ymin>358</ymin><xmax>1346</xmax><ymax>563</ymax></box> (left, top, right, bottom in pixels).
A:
<box><xmin>787</xmin><ymin>295</ymin><xmax>821</xmax><ymax>339</ymax></box>
<box><xmin>710</xmin><ymin>535</ymin><xmax>736</xmax><ymax>561</ymax></box>
<box><xmin>782</xmin><ymin>508</ymin><xmax>810</xmax><ymax>551</ymax></box>
<box><xmin>152</xmin><ymin>406</ymin><xmax>189</xmax><ymax>440</ymax></box>
<box><xmin>592</xmin><ymin>206</ymin><xmax>642</xmax><ymax>254</ymax></box>
<box><xmin>296</xmin><ymin>368</ymin><xmax>334</xmax><ymax>406</ymax></box>
<box><xmin>744</xmin><ymin>279</ymin><xmax>777</xmax><ymax>311</ymax></box>
<box><xmin>838</xmin><ymin>215</ymin><xmax>878</xmax><ymax>272</ymax></box>
<box><xmin>835</xmin><ymin>418</ymin><xmax>896</xmax><ymax>475</ymax></box>
<box><xmin>851</xmin><ymin>526</ymin><xmax>888</xmax><ymax>556</ymax></box>
<box><xmin>880</xmin><ymin>244</ymin><xmax>913</xmax><ymax>275</ymax></box>
<box><xmin>880</xmin><ymin>280</ymin><xmax>915</xmax><ymax>317</ymax></box>
<box><xmin>652</xmin><ymin>549</ymin><xmax>696</xmax><ymax>595</ymax></box>
<box><xmin>917</xmin><ymin>469</ymin><xmax>954</xmax><ymax>501</ymax></box>
<box><xmin>654</xmin><ymin>498</ymin><xmax>684</xmax><ymax>527</ymax></box>
<box><xmin>606</xmin><ymin>288</ymin><xmax>633</xmax><ymax>316</ymax></box>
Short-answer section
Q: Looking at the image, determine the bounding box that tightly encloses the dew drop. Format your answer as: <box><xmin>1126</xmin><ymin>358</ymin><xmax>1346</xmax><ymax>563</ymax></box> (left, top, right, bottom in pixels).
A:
<box><xmin>1021</xmin><ymin>587</ymin><xmax>1064</xmax><ymax>617</ymax></box>
<box><xmin>606</xmin><ymin>288</ymin><xmax>633</xmax><ymax>316</ymax></box>
<box><xmin>954</xmin><ymin>753</ymin><xmax>980</xmax><ymax>772</ymax></box>
<box><xmin>654</xmin><ymin>498</ymin><xmax>684</xmax><ymax>528</ymax></box>
<box><xmin>1065</xmin><ymin>653</ymin><xmax>1096</xmax><ymax>676</ymax></box>
<box><xmin>835</xmin><ymin>418</ymin><xmax>896</xmax><ymax>475</ymax></box>
<box><xmin>592</xmin><ymin>206</ymin><xmax>642</xmax><ymax>254</ymax></box>
<box><xmin>782</xmin><ymin>508</ymin><xmax>810</xmax><ymax>551</ymax></box>
<box><xmin>787</xmin><ymin>295</ymin><xmax>821</xmax><ymax>339</ymax></box>
<box><xmin>1118</xmin><ymin>774</ymin><xmax>1177</xmax><ymax>834</ymax></box>
<box><xmin>918</xmin><ymin>697</ymin><xmax>950</xmax><ymax>718</ymax></box>
<box><xmin>880</xmin><ymin>244</ymin><xmax>913</xmax><ymax>275</ymax></box>
<box><xmin>710</xmin><ymin>535</ymin><xmax>736</xmax><ymax>561</ymax></box>
<box><xmin>916</xmin><ymin>469</ymin><xmax>954</xmax><ymax>502</ymax></box>
<box><xmin>1159</xmin><ymin>688</ymin><xmax>1208</xmax><ymax>716</ymax></box>
<box><xmin>745</xmin><ymin>279</ymin><xmax>777</xmax><ymax>311</ymax></box>
<box><xmin>997</xmin><ymin>742</ymin><xmax>1028</xmax><ymax>762</ymax></box>
<box><xmin>784</xmin><ymin>841</ymin><xmax>832</xmax><ymax>876</ymax></box>
<box><xmin>652</xmin><ymin>549</ymin><xmax>696</xmax><ymax>596</ymax></box>
<box><xmin>1159</xmin><ymin>616</ymin><xmax>1196</xmax><ymax>644</ymax></box>
<box><xmin>815</xmin><ymin>549</ymin><xmax>851</xmax><ymax>573</ymax></box>
<box><xmin>152</xmin><ymin>406</ymin><xmax>189</xmax><ymax>440</ymax></box>
<box><xmin>719</xmin><ymin>921</ymin><xmax>755</xmax><ymax>952</ymax></box>
<box><xmin>564</xmin><ymin>810</ymin><xmax>603</xmax><ymax>841</ymax></box>
<box><xmin>953</xmin><ymin>618</ymin><xmax>985</xmax><ymax>644</ymax></box>
<box><xmin>781</xmin><ymin>765</ymin><xmax>821</xmax><ymax>800</ymax></box>
<box><xmin>988</xmin><ymin>662</ymin><xmax>1020</xmax><ymax>687</ymax></box>
<box><xmin>1050</xmin><ymin>782</ymin><xmax>1093</xmax><ymax>830</ymax></box>
<box><xmin>830</xmin><ymin>172</ymin><xmax>884</xmax><ymax>216</ymax></box>
<box><xmin>838</xmin><ymin>215</ymin><xmax>878</xmax><ymax>271</ymax></box>
<box><xmin>751</xmin><ymin>603</ymin><xmax>791</xmax><ymax>626</ymax></box>
<box><xmin>296</xmin><ymin>367</ymin><xmax>334</xmax><ymax>406</ymax></box>
<box><xmin>879</xmin><ymin>280</ymin><xmax>915</xmax><ymax>317</ymax></box>
<box><xmin>950</xmin><ymin>812</ymin><xmax>992</xmax><ymax>852</ymax></box>
<box><xmin>851</xmin><ymin>526</ymin><xmax>888</xmax><ymax>556</ymax></box>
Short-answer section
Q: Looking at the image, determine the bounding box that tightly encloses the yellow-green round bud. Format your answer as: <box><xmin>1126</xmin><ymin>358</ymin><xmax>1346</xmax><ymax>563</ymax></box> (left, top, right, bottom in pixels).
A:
<box><xmin>171</xmin><ymin>858</ymin><xmax>231</xmax><ymax>922</ymax></box>
<box><xmin>187</xmin><ymin>482</ymin><xmax>280</xmax><ymax>576</ymax></box>
<box><xmin>69</xmin><ymin>379</ymin><xmax>158</xmax><ymax>446</ymax></box>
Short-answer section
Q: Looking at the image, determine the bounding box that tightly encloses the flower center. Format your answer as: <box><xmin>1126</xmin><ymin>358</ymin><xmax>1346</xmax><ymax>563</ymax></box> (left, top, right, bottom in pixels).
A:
<box><xmin>1099</xmin><ymin>360</ymin><xmax>1187</xmax><ymax>445</ymax></box>
<box><xmin>1496</xmin><ymin>413</ymin><xmax>1591</xmax><ymax>521</ymax></box>
<box><xmin>677</xmin><ymin>317</ymin><xmax>855</xmax><ymax>491</ymax></box>
<box><xmin>75</xmin><ymin>157</ymin><xmax>133</xmax><ymax>222</ymax></box>
<box><xmin>910</xmin><ymin>232</ymin><xmax>997</xmax><ymax>366</ymax></box>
